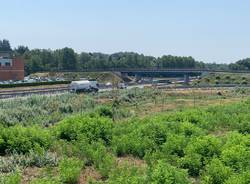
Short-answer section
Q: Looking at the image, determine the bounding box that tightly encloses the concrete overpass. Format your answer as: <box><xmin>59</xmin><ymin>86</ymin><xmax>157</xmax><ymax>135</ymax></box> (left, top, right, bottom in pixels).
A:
<box><xmin>72</xmin><ymin>68</ymin><xmax>250</xmax><ymax>74</ymax></box>
<box><xmin>69</xmin><ymin>68</ymin><xmax>249</xmax><ymax>84</ymax></box>
<box><xmin>39</xmin><ymin>68</ymin><xmax>249</xmax><ymax>84</ymax></box>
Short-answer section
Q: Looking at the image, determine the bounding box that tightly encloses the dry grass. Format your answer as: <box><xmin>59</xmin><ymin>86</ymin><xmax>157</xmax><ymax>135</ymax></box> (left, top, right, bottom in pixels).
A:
<box><xmin>133</xmin><ymin>95</ymin><xmax>243</xmax><ymax>118</ymax></box>
<box><xmin>21</xmin><ymin>167</ymin><xmax>43</xmax><ymax>184</ymax></box>
<box><xmin>78</xmin><ymin>167</ymin><xmax>102</xmax><ymax>184</ymax></box>
<box><xmin>116</xmin><ymin>156</ymin><xmax>147</xmax><ymax>169</ymax></box>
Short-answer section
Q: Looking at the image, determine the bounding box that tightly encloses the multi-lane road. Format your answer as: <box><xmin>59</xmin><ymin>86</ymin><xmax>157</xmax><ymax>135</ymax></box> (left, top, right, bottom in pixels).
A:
<box><xmin>1</xmin><ymin>83</ymin><xmax>250</xmax><ymax>100</ymax></box>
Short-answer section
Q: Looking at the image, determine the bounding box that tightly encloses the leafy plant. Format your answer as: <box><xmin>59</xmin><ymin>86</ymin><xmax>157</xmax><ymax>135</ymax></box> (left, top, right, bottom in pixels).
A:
<box><xmin>201</xmin><ymin>158</ymin><xmax>232</xmax><ymax>184</ymax></box>
<box><xmin>104</xmin><ymin>164</ymin><xmax>147</xmax><ymax>184</ymax></box>
<box><xmin>149</xmin><ymin>160</ymin><xmax>191</xmax><ymax>184</ymax></box>
<box><xmin>59</xmin><ymin>157</ymin><xmax>84</xmax><ymax>184</ymax></box>
<box><xmin>0</xmin><ymin>125</ymin><xmax>52</xmax><ymax>154</ymax></box>
<box><xmin>55</xmin><ymin>115</ymin><xmax>113</xmax><ymax>145</ymax></box>
<box><xmin>0</xmin><ymin>171</ymin><xmax>21</xmax><ymax>184</ymax></box>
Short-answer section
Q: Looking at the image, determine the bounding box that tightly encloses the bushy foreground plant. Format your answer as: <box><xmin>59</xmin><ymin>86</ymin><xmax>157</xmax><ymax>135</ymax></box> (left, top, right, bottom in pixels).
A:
<box><xmin>112</xmin><ymin>121</ymin><xmax>172</xmax><ymax>158</ymax></box>
<box><xmin>201</xmin><ymin>158</ymin><xmax>232</xmax><ymax>184</ymax></box>
<box><xmin>0</xmin><ymin>125</ymin><xmax>52</xmax><ymax>154</ymax></box>
<box><xmin>0</xmin><ymin>94</ymin><xmax>96</xmax><ymax>126</ymax></box>
<box><xmin>101</xmin><ymin>164</ymin><xmax>147</xmax><ymax>184</ymax></box>
<box><xmin>0</xmin><ymin>151</ymin><xmax>58</xmax><ymax>173</ymax></box>
<box><xmin>59</xmin><ymin>157</ymin><xmax>84</xmax><ymax>184</ymax></box>
<box><xmin>55</xmin><ymin>115</ymin><xmax>113</xmax><ymax>145</ymax></box>
<box><xmin>180</xmin><ymin>135</ymin><xmax>222</xmax><ymax>176</ymax></box>
<box><xmin>224</xmin><ymin>171</ymin><xmax>250</xmax><ymax>184</ymax></box>
<box><xmin>149</xmin><ymin>160</ymin><xmax>190</xmax><ymax>184</ymax></box>
<box><xmin>71</xmin><ymin>138</ymin><xmax>115</xmax><ymax>177</ymax></box>
<box><xmin>0</xmin><ymin>171</ymin><xmax>21</xmax><ymax>184</ymax></box>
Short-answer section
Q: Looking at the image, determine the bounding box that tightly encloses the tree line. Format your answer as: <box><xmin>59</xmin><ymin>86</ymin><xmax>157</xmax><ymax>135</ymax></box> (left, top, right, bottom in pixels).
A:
<box><xmin>15</xmin><ymin>47</ymin><xmax>206</xmax><ymax>74</ymax></box>
<box><xmin>229</xmin><ymin>58</ymin><xmax>250</xmax><ymax>70</ymax></box>
<box><xmin>0</xmin><ymin>39</ymin><xmax>12</xmax><ymax>52</ymax></box>
<box><xmin>1</xmin><ymin>39</ymin><xmax>249</xmax><ymax>74</ymax></box>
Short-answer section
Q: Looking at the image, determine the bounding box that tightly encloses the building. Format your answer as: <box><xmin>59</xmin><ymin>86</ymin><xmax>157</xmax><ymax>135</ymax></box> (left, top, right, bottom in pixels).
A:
<box><xmin>0</xmin><ymin>51</ymin><xmax>24</xmax><ymax>81</ymax></box>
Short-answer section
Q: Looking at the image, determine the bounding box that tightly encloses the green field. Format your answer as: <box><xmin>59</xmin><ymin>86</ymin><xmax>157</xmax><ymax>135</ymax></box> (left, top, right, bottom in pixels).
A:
<box><xmin>0</xmin><ymin>88</ymin><xmax>249</xmax><ymax>184</ymax></box>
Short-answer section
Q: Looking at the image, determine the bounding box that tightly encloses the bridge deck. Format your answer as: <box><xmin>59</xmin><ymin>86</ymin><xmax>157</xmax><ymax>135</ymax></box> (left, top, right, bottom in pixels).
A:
<box><xmin>60</xmin><ymin>68</ymin><xmax>250</xmax><ymax>74</ymax></box>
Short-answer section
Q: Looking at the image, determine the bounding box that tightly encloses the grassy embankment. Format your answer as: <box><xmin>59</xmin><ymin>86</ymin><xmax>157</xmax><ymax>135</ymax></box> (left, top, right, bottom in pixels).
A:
<box><xmin>195</xmin><ymin>72</ymin><xmax>250</xmax><ymax>85</ymax></box>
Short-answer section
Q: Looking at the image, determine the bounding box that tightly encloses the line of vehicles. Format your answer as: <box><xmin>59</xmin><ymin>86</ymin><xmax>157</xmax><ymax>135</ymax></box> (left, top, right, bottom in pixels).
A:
<box><xmin>69</xmin><ymin>80</ymin><xmax>128</xmax><ymax>93</ymax></box>
<box><xmin>63</xmin><ymin>77</ymin><xmax>186</xmax><ymax>93</ymax></box>
<box><xmin>69</xmin><ymin>78</ymin><xmax>201</xmax><ymax>93</ymax></box>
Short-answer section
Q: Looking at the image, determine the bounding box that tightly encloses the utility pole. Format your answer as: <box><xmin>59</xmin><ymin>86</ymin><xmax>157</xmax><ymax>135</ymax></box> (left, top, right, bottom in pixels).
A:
<box><xmin>112</xmin><ymin>75</ymin><xmax>119</xmax><ymax>122</ymax></box>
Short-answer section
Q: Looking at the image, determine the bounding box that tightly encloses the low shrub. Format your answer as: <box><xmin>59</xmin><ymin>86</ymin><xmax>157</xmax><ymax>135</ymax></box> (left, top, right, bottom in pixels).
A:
<box><xmin>179</xmin><ymin>153</ymin><xmax>202</xmax><ymax>176</ymax></box>
<box><xmin>72</xmin><ymin>139</ymin><xmax>115</xmax><ymax>177</ymax></box>
<box><xmin>184</xmin><ymin>136</ymin><xmax>221</xmax><ymax>159</ymax></box>
<box><xmin>161</xmin><ymin>134</ymin><xmax>187</xmax><ymax>157</ymax></box>
<box><xmin>179</xmin><ymin>122</ymin><xmax>205</xmax><ymax>137</ymax></box>
<box><xmin>102</xmin><ymin>164</ymin><xmax>147</xmax><ymax>184</ymax></box>
<box><xmin>0</xmin><ymin>171</ymin><xmax>21</xmax><ymax>184</ymax></box>
<box><xmin>0</xmin><ymin>151</ymin><xmax>58</xmax><ymax>173</ymax></box>
<box><xmin>59</xmin><ymin>157</ymin><xmax>84</xmax><ymax>184</ymax></box>
<box><xmin>221</xmin><ymin>145</ymin><xmax>250</xmax><ymax>172</ymax></box>
<box><xmin>112</xmin><ymin>121</ymin><xmax>170</xmax><ymax>158</ymax></box>
<box><xmin>224</xmin><ymin>171</ymin><xmax>250</xmax><ymax>184</ymax></box>
<box><xmin>95</xmin><ymin>106</ymin><xmax>113</xmax><ymax>118</ymax></box>
<box><xmin>180</xmin><ymin>135</ymin><xmax>221</xmax><ymax>176</ymax></box>
<box><xmin>149</xmin><ymin>160</ymin><xmax>191</xmax><ymax>184</ymax></box>
<box><xmin>201</xmin><ymin>158</ymin><xmax>232</xmax><ymax>184</ymax></box>
<box><xmin>0</xmin><ymin>125</ymin><xmax>52</xmax><ymax>154</ymax></box>
<box><xmin>0</xmin><ymin>93</ymin><xmax>96</xmax><ymax>126</ymax></box>
<box><xmin>55</xmin><ymin>115</ymin><xmax>113</xmax><ymax>145</ymax></box>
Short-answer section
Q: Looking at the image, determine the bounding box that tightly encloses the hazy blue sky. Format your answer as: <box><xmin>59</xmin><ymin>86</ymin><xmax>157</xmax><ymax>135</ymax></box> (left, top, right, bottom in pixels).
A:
<box><xmin>1</xmin><ymin>0</ymin><xmax>250</xmax><ymax>63</ymax></box>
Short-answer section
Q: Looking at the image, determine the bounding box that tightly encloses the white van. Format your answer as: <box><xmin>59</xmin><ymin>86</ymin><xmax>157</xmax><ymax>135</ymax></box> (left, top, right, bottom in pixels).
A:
<box><xmin>69</xmin><ymin>80</ymin><xmax>99</xmax><ymax>93</ymax></box>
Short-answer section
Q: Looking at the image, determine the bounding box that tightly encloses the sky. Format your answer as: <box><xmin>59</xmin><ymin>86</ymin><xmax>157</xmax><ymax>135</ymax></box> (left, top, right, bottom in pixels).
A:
<box><xmin>1</xmin><ymin>0</ymin><xmax>250</xmax><ymax>63</ymax></box>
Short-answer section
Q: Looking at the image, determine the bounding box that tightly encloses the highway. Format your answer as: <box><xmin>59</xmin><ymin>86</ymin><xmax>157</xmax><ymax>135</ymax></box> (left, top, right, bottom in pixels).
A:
<box><xmin>1</xmin><ymin>83</ymin><xmax>250</xmax><ymax>100</ymax></box>
<box><xmin>0</xmin><ymin>84</ymin><xmax>148</xmax><ymax>99</ymax></box>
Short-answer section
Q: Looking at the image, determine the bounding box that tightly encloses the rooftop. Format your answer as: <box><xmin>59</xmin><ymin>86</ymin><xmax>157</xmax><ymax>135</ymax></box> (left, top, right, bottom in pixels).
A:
<box><xmin>0</xmin><ymin>51</ymin><xmax>12</xmax><ymax>59</ymax></box>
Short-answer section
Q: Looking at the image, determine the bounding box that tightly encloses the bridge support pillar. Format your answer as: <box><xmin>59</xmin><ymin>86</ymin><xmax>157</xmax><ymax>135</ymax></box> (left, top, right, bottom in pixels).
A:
<box><xmin>122</xmin><ymin>72</ymin><xmax>129</xmax><ymax>78</ymax></box>
<box><xmin>184</xmin><ymin>74</ymin><xmax>190</xmax><ymax>85</ymax></box>
<box><xmin>135</xmin><ymin>74</ymin><xmax>141</xmax><ymax>82</ymax></box>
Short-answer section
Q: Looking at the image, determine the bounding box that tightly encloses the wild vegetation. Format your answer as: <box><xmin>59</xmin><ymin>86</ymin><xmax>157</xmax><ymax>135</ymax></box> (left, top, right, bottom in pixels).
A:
<box><xmin>195</xmin><ymin>73</ymin><xmax>250</xmax><ymax>86</ymax></box>
<box><xmin>0</xmin><ymin>88</ymin><xmax>249</xmax><ymax>183</ymax></box>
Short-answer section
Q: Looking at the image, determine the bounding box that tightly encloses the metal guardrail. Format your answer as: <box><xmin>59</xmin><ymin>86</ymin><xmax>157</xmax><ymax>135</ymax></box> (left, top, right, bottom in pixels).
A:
<box><xmin>0</xmin><ymin>87</ymin><xmax>68</xmax><ymax>94</ymax></box>
<box><xmin>0</xmin><ymin>87</ymin><xmax>69</xmax><ymax>99</ymax></box>
<box><xmin>1</xmin><ymin>83</ymin><xmax>250</xmax><ymax>99</ymax></box>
